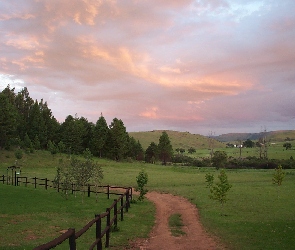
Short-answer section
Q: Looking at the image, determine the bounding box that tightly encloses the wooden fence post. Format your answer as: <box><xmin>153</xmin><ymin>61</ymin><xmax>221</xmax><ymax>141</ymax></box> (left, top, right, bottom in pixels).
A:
<box><xmin>125</xmin><ymin>192</ymin><xmax>129</xmax><ymax>212</ymax></box>
<box><xmin>129</xmin><ymin>187</ymin><xmax>133</xmax><ymax>200</ymax></box>
<box><xmin>120</xmin><ymin>197</ymin><xmax>124</xmax><ymax>221</ymax></box>
<box><xmin>88</xmin><ymin>184</ymin><xmax>91</xmax><ymax>197</ymax></box>
<box><xmin>1</xmin><ymin>175</ymin><xmax>4</xmax><ymax>184</ymax></box>
<box><xmin>45</xmin><ymin>178</ymin><xmax>48</xmax><ymax>190</ymax></box>
<box><xmin>105</xmin><ymin>208</ymin><xmax>110</xmax><ymax>248</ymax></box>
<box><xmin>107</xmin><ymin>185</ymin><xmax>110</xmax><ymax>199</ymax></box>
<box><xmin>95</xmin><ymin>214</ymin><xmax>102</xmax><ymax>250</ymax></box>
<box><xmin>68</xmin><ymin>228</ymin><xmax>76</xmax><ymax>250</ymax></box>
<box><xmin>34</xmin><ymin>177</ymin><xmax>37</xmax><ymax>188</ymax></box>
<box><xmin>114</xmin><ymin>199</ymin><xmax>118</xmax><ymax>228</ymax></box>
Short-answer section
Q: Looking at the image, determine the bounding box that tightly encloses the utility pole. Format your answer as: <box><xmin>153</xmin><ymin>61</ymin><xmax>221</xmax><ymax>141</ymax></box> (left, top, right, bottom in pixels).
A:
<box><xmin>208</xmin><ymin>131</ymin><xmax>215</xmax><ymax>159</ymax></box>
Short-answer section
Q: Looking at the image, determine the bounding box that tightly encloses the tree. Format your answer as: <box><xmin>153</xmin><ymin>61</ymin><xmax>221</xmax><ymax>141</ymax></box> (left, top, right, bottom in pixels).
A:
<box><xmin>209</xmin><ymin>169</ymin><xmax>232</xmax><ymax>208</ymax></box>
<box><xmin>47</xmin><ymin>140</ymin><xmax>57</xmax><ymax>155</ymax></box>
<box><xmin>243</xmin><ymin>139</ymin><xmax>255</xmax><ymax>148</ymax></box>
<box><xmin>145</xmin><ymin>142</ymin><xmax>158</xmax><ymax>163</ymax></box>
<box><xmin>23</xmin><ymin>133</ymin><xmax>33</xmax><ymax>150</ymax></box>
<box><xmin>136</xmin><ymin>169</ymin><xmax>148</xmax><ymax>201</ymax></box>
<box><xmin>188</xmin><ymin>147</ymin><xmax>196</xmax><ymax>154</ymax></box>
<box><xmin>205</xmin><ymin>173</ymin><xmax>214</xmax><ymax>188</ymax></box>
<box><xmin>0</xmin><ymin>92</ymin><xmax>18</xmax><ymax>149</ymax></box>
<box><xmin>57</xmin><ymin>141</ymin><xmax>66</xmax><ymax>154</ymax></box>
<box><xmin>283</xmin><ymin>142</ymin><xmax>292</xmax><ymax>150</ymax></box>
<box><xmin>106</xmin><ymin>118</ymin><xmax>129</xmax><ymax>160</ymax></box>
<box><xmin>27</xmin><ymin>100</ymin><xmax>46</xmax><ymax>147</ymax></box>
<box><xmin>179</xmin><ymin>148</ymin><xmax>185</xmax><ymax>154</ymax></box>
<box><xmin>15</xmin><ymin>87</ymin><xmax>34</xmax><ymax>140</ymax></box>
<box><xmin>158</xmin><ymin>131</ymin><xmax>173</xmax><ymax>165</ymax></box>
<box><xmin>70</xmin><ymin>157</ymin><xmax>103</xmax><ymax>202</ymax></box>
<box><xmin>54</xmin><ymin>159</ymin><xmax>73</xmax><ymax>199</ymax></box>
<box><xmin>55</xmin><ymin>157</ymin><xmax>103</xmax><ymax>202</ymax></box>
<box><xmin>126</xmin><ymin>137</ymin><xmax>144</xmax><ymax>160</ymax></box>
<box><xmin>33</xmin><ymin>135</ymin><xmax>41</xmax><ymax>150</ymax></box>
<box><xmin>91</xmin><ymin>114</ymin><xmax>109</xmax><ymax>157</ymax></box>
<box><xmin>212</xmin><ymin>151</ymin><xmax>228</xmax><ymax>170</ymax></box>
<box><xmin>272</xmin><ymin>165</ymin><xmax>285</xmax><ymax>199</ymax></box>
<box><xmin>60</xmin><ymin>115</ymin><xmax>86</xmax><ymax>154</ymax></box>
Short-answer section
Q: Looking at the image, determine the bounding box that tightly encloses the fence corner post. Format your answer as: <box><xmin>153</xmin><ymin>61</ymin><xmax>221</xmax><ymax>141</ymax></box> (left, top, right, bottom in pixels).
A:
<box><xmin>68</xmin><ymin>228</ymin><xmax>76</xmax><ymax>250</ymax></box>
<box><xmin>95</xmin><ymin>214</ymin><xmax>102</xmax><ymax>250</ymax></box>
<box><xmin>105</xmin><ymin>208</ymin><xmax>110</xmax><ymax>248</ymax></box>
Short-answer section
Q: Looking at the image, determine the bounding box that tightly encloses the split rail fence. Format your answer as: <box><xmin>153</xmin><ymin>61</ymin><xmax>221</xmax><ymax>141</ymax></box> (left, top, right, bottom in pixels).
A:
<box><xmin>0</xmin><ymin>174</ymin><xmax>133</xmax><ymax>250</ymax></box>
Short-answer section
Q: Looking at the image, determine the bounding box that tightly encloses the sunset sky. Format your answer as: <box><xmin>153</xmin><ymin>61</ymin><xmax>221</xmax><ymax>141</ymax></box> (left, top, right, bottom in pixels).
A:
<box><xmin>1</xmin><ymin>0</ymin><xmax>294</xmax><ymax>135</ymax></box>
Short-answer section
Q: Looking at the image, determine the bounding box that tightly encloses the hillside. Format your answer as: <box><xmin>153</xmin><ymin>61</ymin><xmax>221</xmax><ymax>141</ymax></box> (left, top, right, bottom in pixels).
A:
<box><xmin>214</xmin><ymin>130</ymin><xmax>295</xmax><ymax>142</ymax></box>
<box><xmin>129</xmin><ymin>130</ymin><xmax>226</xmax><ymax>150</ymax></box>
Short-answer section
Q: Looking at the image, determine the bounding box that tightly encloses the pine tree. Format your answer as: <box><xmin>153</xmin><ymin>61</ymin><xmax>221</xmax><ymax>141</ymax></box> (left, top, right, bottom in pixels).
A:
<box><xmin>91</xmin><ymin>114</ymin><xmax>109</xmax><ymax>157</ymax></box>
<box><xmin>106</xmin><ymin>118</ymin><xmax>129</xmax><ymax>160</ymax></box>
<box><xmin>158</xmin><ymin>131</ymin><xmax>173</xmax><ymax>165</ymax></box>
<box><xmin>145</xmin><ymin>142</ymin><xmax>158</xmax><ymax>163</ymax></box>
<box><xmin>0</xmin><ymin>92</ymin><xmax>18</xmax><ymax>148</ymax></box>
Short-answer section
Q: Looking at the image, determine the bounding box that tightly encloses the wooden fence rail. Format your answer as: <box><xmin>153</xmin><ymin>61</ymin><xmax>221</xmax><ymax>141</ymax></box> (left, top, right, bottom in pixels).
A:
<box><xmin>0</xmin><ymin>174</ymin><xmax>132</xmax><ymax>200</ymax></box>
<box><xmin>0</xmin><ymin>174</ymin><xmax>132</xmax><ymax>249</ymax></box>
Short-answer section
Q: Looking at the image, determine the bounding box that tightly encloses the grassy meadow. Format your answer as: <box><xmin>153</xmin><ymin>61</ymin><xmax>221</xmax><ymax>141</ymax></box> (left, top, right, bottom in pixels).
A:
<box><xmin>1</xmin><ymin>146</ymin><xmax>295</xmax><ymax>249</ymax></box>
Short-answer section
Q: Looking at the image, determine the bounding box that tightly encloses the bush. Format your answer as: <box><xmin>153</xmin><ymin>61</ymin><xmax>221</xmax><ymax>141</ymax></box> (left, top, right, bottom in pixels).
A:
<box><xmin>14</xmin><ymin>149</ymin><xmax>23</xmax><ymax>159</ymax></box>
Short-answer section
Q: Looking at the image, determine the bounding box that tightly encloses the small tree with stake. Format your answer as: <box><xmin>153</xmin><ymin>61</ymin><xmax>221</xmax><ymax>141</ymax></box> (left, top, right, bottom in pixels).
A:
<box><xmin>136</xmin><ymin>169</ymin><xmax>148</xmax><ymax>201</ymax></box>
<box><xmin>272</xmin><ymin>165</ymin><xmax>285</xmax><ymax>199</ymax></box>
<box><xmin>209</xmin><ymin>169</ymin><xmax>232</xmax><ymax>214</ymax></box>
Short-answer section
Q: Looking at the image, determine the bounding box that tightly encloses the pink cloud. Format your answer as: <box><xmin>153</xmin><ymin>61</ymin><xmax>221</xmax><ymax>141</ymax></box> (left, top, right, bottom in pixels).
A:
<box><xmin>1</xmin><ymin>0</ymin><xmax>295</xmax><ymax>135</ymax></box>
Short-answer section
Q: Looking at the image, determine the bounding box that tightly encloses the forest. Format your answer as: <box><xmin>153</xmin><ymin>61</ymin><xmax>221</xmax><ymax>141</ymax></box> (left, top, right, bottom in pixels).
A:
<box><xmin>0</xmin><ymin>85</ymin><xmax>148</xmax><ymax>161</ymax></box>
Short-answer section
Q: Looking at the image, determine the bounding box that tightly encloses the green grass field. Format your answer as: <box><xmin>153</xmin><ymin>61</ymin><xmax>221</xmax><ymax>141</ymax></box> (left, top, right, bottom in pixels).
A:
<box><xmin>1</xmin><ymin>149</ymin><xmax>295</xmax><ymax>249</ymax></box>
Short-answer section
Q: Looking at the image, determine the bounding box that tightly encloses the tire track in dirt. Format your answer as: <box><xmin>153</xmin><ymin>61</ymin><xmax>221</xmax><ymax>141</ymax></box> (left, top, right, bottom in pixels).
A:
<box><xmin>127</xmin><ymin>191</ymin><xmax>225</xmax><ymax>250</ymax></box>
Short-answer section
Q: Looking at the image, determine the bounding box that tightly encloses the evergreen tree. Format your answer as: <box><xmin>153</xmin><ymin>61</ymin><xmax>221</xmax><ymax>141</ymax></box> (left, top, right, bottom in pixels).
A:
<box><xmin>23</xmin><ymin>133</ymin><xmax>32</xmax><ymax>149</ymax></box>
<box><xmin>212</xmin><ymin>151</ymin><xmax>228</xmax><ymax>170</ymax></box>
<box><xmin>145</xmin><ymin>142</ymin><xmax>158</xmax><ymax>163</ymax></box>
<box><xmin>60</xmin><ymin>115</ymin><xmax>86</xmax><ymax>154</ymax></box>
<box><xmin>27</xmin><ymin>101</ymin><xmax>44</xmax><ymax>146</ymax></box>
<box><xmin>39</xmin><ymin>99</ymin><xmax>59</xmax><ymax>145</ymax></box>
<box><xmin>33</xmin><ymin>135</ymin><xmax>41</xmax><ymax>150</ymax></box>
<box><xmin>0</xmin><ymin>92</ymin><xmax>18</xmax><ymax>148</ymax></box>
<box><xmin>57</xmin><ymin>141</ymin><xmax>66</xmax><ymax>154</ymax></box>
<box><xmin>79</xmin><ymin>116</ymin><xmax>94</xmax><ymax>150</ymax></box>
<box><xmin>106</xmin><ymin>118</ymin><xmax>129</xmax><ymax>160</ymax></box>
<box><xmin>158</xmin><ymin>131</ymin><xmax>173</xmax><ymax>165</ymax></box>
<box><xmin>15</xmin><ymin>87</ymin><xmax>34</xmax><ymax>140</ymax></box>
<box><xmin>91</xmin><ymin>114</ymin><xmax>109</xmax><ymax>157</ymax></box>
<box><xmin>135</xmin><ymin>140</ymin><xmax>144</xmax><ymax>161</ymax></box>
<box><xmin>126</xmin><ymin>136</ymin><xmax>144</xmax><ymax>160</ymax></box>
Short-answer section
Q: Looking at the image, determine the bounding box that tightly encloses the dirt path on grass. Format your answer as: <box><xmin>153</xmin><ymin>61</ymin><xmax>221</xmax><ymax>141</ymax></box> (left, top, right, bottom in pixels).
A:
<box><xmin>127</xmin><ymin>191</ymin><xmax>225</xmax><ymax>250</ymax></box>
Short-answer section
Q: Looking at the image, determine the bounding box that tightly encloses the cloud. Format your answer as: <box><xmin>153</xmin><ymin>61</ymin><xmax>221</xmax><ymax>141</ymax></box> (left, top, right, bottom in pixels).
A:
<box><xmin>0</xmin><ymin>0</ymin><xmax>295</xmax><ymax>135</ymax></box>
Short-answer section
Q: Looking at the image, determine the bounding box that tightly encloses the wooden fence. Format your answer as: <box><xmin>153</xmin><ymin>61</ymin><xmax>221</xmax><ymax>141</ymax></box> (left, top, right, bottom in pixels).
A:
<box><xmin>0</xmin><ymin>174</ymin><xmax>132</xmax><ymax>199</ymax></box>
<box><xmin>0</xmin><ymin>174</ymin><xmax>133</xmax><ymax>249</ymax></box>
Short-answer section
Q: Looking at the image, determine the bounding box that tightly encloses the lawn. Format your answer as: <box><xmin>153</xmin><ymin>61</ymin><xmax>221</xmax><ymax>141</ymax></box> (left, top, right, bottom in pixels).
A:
<box><xmin>1</xmin><ymin>150</ymin><xmax>295</xmax><ymax>249</ymax></box>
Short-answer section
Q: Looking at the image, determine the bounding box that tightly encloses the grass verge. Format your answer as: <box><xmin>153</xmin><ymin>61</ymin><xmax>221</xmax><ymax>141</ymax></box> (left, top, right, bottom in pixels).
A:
<box><xmin>168</xmin><ymin>213</ymin><xmax>186</xmax><ymax>237</ymax></box>
<box><xmin>0</xmin><ymin>184</ymin><xmax>154</xmax><ymax>250</ymax></box>
<box><xmin>1</xmin><ymin>150</ymin><xmax>295</xmax><ymax>249</ymax></box>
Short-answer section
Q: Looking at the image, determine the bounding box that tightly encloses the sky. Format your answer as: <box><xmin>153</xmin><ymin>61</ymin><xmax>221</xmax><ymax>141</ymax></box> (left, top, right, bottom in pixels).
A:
<box><xmin>0</xmin><ymin>0</ymin><xmax>295</xmax><ymax>136</ymax></box>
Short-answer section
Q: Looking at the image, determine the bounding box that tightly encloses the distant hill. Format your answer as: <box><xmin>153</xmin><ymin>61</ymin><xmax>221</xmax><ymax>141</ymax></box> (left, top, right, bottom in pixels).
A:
<box><xmin>213</xmin><ymin>130</ymin><xmax>295</xmax><ymax>142</ymax></box>
<box><xmin>129</xmin><ymin>130</ymin><xmax>295</xmax><ymax>149</ymax></box>
<box><xmin>129</xmin><ymin>130</ymin><xmax>226</xmax><ymax>150</ymax></box>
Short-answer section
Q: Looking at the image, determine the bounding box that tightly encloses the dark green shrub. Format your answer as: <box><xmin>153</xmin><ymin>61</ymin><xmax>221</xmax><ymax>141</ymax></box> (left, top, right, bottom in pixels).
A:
<box><xmin>14</xmin><ymin>149</ymin><xmax>23</xmax><ymax>159</ymax></box>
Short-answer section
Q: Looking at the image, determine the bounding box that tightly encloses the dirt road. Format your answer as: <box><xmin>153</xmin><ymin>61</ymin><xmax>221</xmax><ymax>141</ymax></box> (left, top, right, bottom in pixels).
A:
<box><xmin>127</xmin><ymin>191</ymin><xmax>225</xmax><ymax>250</ymax></box>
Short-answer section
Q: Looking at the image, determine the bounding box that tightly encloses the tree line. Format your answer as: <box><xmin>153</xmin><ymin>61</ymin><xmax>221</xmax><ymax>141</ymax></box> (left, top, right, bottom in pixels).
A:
<box><xmin>0</xmin><ymin>85</ymin><xmax>174</xmax><ymax>163</ymax></box>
